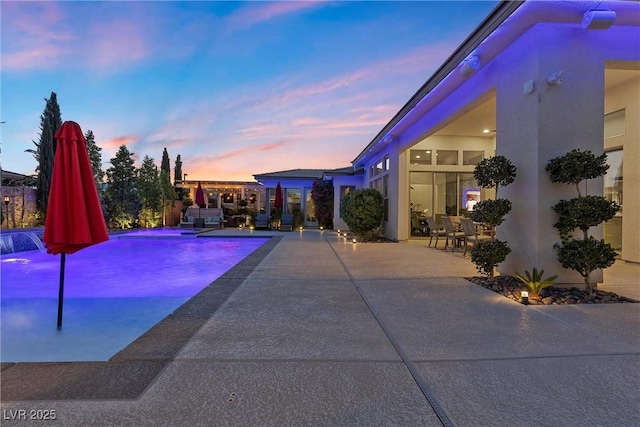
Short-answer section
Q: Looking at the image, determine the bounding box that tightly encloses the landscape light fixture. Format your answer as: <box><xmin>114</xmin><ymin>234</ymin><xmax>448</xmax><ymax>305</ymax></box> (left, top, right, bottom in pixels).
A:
<box><xmin>3</xmin><ymin>196</ymin><xmax>9</xmax><ymax>226</ymax></box>
<box><xmin>521</xmin><ymin>291</ymin><xmax>529</xmax><ymax>305</ymax></box>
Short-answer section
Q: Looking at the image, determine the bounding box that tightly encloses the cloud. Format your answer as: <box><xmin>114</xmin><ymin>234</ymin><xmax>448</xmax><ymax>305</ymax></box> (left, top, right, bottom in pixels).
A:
<box><xmin>1</xmin><ymin>2</ymin><xmax>73</xmax><ymax>71</ymax></box>
<box><xmin>86</xmin><ymin>19</ymin><xmax>150</xmax><ymax>70</ymax></box>
<box><xmin>102</xmin><ymin>135</ymin><xmax>138</xmax><ymax>150</ymax></box>
<box><xmin>223</xmin><ymin>1</ymin><xmax>327</xmax><ymax>33</ymax></box>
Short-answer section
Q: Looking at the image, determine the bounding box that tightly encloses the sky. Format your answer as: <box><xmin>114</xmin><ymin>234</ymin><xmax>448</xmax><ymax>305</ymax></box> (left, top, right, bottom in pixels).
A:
<box><xmin>1</xmin><ymin>0</ymin><xmax>499</xmax><ymax>182</ymax></box>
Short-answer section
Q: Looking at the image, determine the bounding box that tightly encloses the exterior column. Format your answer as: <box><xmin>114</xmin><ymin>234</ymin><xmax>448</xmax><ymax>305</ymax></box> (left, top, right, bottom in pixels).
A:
<box><xmin>496</xmin><ymin>25</ymin><xmax>607</xmax><ymax>285</ymax></box>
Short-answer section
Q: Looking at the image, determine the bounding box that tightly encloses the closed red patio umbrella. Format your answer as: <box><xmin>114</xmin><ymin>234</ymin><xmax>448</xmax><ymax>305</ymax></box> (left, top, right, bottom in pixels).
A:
<box><xmin>274</xmin><ymin>182</ymin><xmax>283</xmax><ymax>212</ymax></box>
<box><xmin>43</xmin><ymin>121</ymin><xmax>109</xmax><ymax>329</ymax></box>
<box><xmin>195</xmin><ymin>181</ymin><xmax>205</xmax><ymax>217</ymax></box>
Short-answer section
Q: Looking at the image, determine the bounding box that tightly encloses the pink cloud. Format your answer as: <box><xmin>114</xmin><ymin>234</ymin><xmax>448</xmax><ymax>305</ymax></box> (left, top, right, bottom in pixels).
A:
<box><xmin>87</xmin><ymin>20</ymin><xmax>149</xmax><ymax>69</ymax></box>
<box><xmin>102</xmin><ymin>135</ymin><xmax>138</xmax><ymax>150</ymax></box>
<box><xmin>224</xmin><ymin>1</ymin><xmax>326</xmax><ymax>32</ymax></box>
<box><xmin>1</xmin><ymin>2</ymin><xmax>74</xmax><ymax>71</ymax></box>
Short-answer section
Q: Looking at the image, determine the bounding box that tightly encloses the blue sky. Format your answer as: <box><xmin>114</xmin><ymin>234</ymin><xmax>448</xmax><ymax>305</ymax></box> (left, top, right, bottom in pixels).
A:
<box><xmin>1</xmin><ymin>1</ymin><xmax>498</xmax><ymax>181</ymax></box>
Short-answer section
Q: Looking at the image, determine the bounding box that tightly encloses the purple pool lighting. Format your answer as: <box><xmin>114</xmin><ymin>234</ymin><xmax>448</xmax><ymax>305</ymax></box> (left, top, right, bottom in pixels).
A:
<box><xmin>1</xmin><ymin>234</ymin><xmax>268</xmax><ymax>362</ymax></box>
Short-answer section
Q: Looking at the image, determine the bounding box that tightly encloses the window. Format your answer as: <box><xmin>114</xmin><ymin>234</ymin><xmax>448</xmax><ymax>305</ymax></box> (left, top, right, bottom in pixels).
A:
<box><xmin>384</xmin><ymin>156</ymin><xmax>390</xmax><ymax>171</ymax></box>
<box><xmin>463</xmin><ymin>150</ymin><xmax>484</xmax><ymax>165</ymax></box>
<box><xmin>604</xmin><ymin>109</ymin><xmax>625</xmax><ymax>139</ymax></box>
<box><xmin>436</xmin><ymin>150</ymin><xmax>458</xmax><ymax>165</ymax></box>
<box><xmin>376</xmin><ymin>160</ymin><xmax>383</xmax><ymax>175</ymax></box>
<box><xmin>410</xmin><ymin>149</ymin><xmax>432</xmax><ymax>165</ymax></box>
<box><xmin>383</xmin><ymin>175</ymin><xmax>389</xmax><ymax>221</ymax></box>
<box><xmin>222</xmin><ymin>193</ymin><xmax>234</xmax><ymax>203</ymax></box>
<box><xmin>340</xmin><ymin>186</ymin><xmax>355</xmax><ymax>199</ymax></box>
<box><xmin>287</xmin><ymin>189</ymin><xmax>301</xmax><ymax>214</ymax></box>
<box><xmin>604</xmin><ymin>149</ymin><xmax>623</xmax><ymax>250</ymax></box>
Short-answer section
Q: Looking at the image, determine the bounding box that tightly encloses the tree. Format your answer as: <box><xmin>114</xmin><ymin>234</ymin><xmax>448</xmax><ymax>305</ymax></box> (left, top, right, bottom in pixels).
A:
<box><xmin>105</xmin><ymin>145</ymin><xmax>139</xmax><ymax>229</ymax></box>
<box><xmin>311</xmin><ymin>178</ymin><xmax>334</xmax><ymax>229</ymax></box>
<box><xmin>469</xmin><ymin>155</ymin><xmax>517</xmax><ymax>278</ymax></box>
<box><xmin>546</xmin><ymin>149</ymin><xmax>619</xmax><ymax>294</ymax></box>
<box><xmin>25</xmin><ymin>92</ymin><xmax>62</xmax><ymax>222</ymax></box>
<box><xmin>85</xmin><ymin>130</ymin><xmax>105</xmax><ymax>192</ymax></box>
<box><xmin>339</xmin><ymin>188</ymin><xmax>383</xmax><ymax>240</ymax></box>
<box><xmin>174</xmin><ymin>154</ymin><xmax>183</xmax><ymax>184</ymax></box>
<box><xmin>137</xmin><ymin>155</ymin><xmax>162</xmax><ymax>228</ymax></box>
<box><xmin>159</xmin><ymin>169</ymin><xmax>177</xmax><ymax>226</ymax></box>
<box><xmin>161</xmin><ymin>148</ymin><xmax>171</xmax><ymax>175</ymax></box>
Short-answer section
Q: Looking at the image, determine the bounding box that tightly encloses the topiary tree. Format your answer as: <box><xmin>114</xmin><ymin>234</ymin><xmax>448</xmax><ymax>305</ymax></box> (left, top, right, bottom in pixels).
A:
<box><xmin>311</xmin><ymin>178</ymin><xmax>334</xmax><ymax>229</ymax></box>
<box><xmin>469</xmin><ymin>155</ymin><xmax>517</xmax><ymax>278</ymax></box>
<box><xmin>545</xmin><ymin>149</ymin><xmax>619</xmax><ymax>295</ymax></box>
<box><xmin>339</xmin><ymin>188</ymin><xmax>383</xmax><ymax>240</ymax></box>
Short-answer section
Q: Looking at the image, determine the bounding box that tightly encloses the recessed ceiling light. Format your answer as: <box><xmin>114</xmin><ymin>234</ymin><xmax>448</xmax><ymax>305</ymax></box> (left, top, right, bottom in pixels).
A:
<box><xmin>483</xmin><ymin>129</ymin><xmax>490</xmax><ymax>134</ymax></box>
<box><xmin>416</xmin><ymin>155</ymin><xmax>421</xmax><ymax>158</ymax></box>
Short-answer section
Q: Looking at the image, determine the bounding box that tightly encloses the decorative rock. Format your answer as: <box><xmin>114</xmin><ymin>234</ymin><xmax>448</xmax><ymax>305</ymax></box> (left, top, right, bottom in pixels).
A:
<box><xmin>466</xmin><ymin>275</ymin><xmax>639</xmax><ymax>305</ymax></box>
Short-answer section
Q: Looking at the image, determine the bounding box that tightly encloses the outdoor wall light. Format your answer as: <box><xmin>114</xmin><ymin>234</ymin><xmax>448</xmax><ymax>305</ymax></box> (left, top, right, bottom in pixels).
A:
<box><xmin>521</xmin><ymin>291</ymin><xmax>529</xmax><ymax>305</ymax></box>
<box><xmin>459</xmin><ymin>55</ymin><xmax>480</xmax><ymax>78</ymax></box>
<box><xmin>352</xmin><ymin>238</ymin><xmax>356</xmax><ymax>244</ymax></box>
<box><xmin>582</xmin><ymin>9</ymin><xmax>616</xmax><ymax>30</ymax></box>
<box><xmin>546</xmin><ymin>71</ymin><xmax>563</xmax><ymax>86</ymax></box>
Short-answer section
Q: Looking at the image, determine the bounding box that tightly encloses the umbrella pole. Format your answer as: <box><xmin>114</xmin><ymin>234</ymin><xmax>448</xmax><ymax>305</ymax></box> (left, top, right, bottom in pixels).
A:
<box><xmin>57</xmin><ymin>253</ymin><xmax>66</xmax><ymax>330</ymax></box>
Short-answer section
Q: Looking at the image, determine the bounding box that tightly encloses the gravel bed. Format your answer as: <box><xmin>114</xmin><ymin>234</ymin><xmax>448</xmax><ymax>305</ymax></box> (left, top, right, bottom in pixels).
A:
<box><xmin>467</xmin><ymin>275</ymin><xmax>638</xmax><ymax>305</ymax></box>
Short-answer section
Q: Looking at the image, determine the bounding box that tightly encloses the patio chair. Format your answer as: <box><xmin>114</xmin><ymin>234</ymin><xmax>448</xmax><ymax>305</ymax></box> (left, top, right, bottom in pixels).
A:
<box><xmin>442</xmin><ymin>216</ymin><xmax>465</xmax><ymax>252</ymax></box>
<box><xmin>459</xmin><ymin>217</ymin><xmax>492</xmax><ymax>255</ymax></box>
<box><xmin>280</xmin><ymin>213</ymin><xmax>294</xmax><ymax>232</ymax></box>
<box><xmin>424</xmin><ymin>216</ymin><xmax>447</xmax><ymax>247</ymax></box>
<box><xmin>254</xmin><ymin>213</ymin><xmax>270</xmax><ymax>230</ymax></box>
<box><xmin>204</xmin><ymin>209</ymin><xmax>224</xmax><ymax>229</ymax></box>
<box><xmin>180</xmin><ymin>215</ymin><xmax>196</xmax><ymax>228</ymax></box>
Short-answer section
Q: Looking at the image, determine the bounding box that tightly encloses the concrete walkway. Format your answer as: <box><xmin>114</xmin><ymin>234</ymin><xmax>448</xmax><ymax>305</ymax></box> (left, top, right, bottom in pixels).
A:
<box><xmin>1</xmin><ymin>230</ymin><xmax>638</xmax><ymax>426</ymax></box>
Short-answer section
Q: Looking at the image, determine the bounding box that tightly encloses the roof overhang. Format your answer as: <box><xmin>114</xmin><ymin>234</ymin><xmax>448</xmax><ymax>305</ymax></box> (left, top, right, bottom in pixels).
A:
<box><xmin>352</xmin><ymin>0</ymin><xmax>640</xmax><ymax>167</ymax></box>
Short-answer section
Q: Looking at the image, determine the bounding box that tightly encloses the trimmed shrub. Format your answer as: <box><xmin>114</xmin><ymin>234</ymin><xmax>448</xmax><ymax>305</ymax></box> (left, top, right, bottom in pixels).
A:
<box><xmin>340</xmin><ymin>188</ymin><xmax>383</xmax><ymax>237</ymax></box>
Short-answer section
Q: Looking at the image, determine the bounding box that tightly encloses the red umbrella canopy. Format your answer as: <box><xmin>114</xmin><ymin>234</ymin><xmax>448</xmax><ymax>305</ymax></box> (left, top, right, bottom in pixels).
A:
<box><xmin>43</xmin><ymin>121</ymin><xmax>109</xmax><ymax>255</ymax></box>
<box><xmin>195</xmin><ymin>182</ymin><xmax>205</xmax><ymax>206</ymax></box>
<box><xmin>274</xmin><ymin>182</ymin><xmax>283</xmax><ymax>209</ymax></box>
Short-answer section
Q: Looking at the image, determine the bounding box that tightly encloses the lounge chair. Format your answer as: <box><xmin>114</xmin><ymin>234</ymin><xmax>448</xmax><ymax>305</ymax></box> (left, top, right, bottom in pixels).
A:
<box><xmin>254</xmin><ymin>213</ymin><xmax>270</xmax><ymax>230</ymax></box>
<box><xmin>180</xmin><ymin>215</ymin><xmax>196</xmax><ymax>228</ymax></box>
<box><xmin>280</xmin><ymin>213</ymin><xmax>294</xmax><ymax>231</ymax></box>
<box><xmin>201</xmin><ymin>208</ymin><xmax>224</xmax><ymax>229</ymax></box>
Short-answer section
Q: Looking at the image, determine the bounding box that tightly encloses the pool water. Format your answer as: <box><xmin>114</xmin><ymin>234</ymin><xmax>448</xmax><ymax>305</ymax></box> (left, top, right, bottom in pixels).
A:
<box><xmin>1</xmin><ymin>235</ymin><xmax>268</xmax><ymax>362</ymax></box>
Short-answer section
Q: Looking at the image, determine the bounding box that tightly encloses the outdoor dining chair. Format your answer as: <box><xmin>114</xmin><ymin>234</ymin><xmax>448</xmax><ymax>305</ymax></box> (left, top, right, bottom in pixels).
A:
<box><xmin>442</xmin><ymin>216</ymin><xmax>465</xmax><ymax>252</ymax></box>
<box><xmin>424</xmin><ymin>216</ymin><xmax>447</xmax><ymax>247</ymax></box>
<box><xmin>459</xmin><ymin>217</ymin><xmax>492</xmax><ymax>255</ymax></box>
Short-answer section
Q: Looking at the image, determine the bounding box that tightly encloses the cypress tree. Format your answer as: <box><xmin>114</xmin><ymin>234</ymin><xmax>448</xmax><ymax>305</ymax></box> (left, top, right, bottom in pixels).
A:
<box><xmin>174</xmin><ymin>154</ymin><xmax>183</xmax><ymax>183</ymax></box>
<box><xmin>25</xmin><ymin>92</ymin><xmax>62</xmax><ymax>222</ymax></box>
<box><xmin>161</xmin><ymin>148</ymin><xmax>171</xmax><ymax>175</ymax></box>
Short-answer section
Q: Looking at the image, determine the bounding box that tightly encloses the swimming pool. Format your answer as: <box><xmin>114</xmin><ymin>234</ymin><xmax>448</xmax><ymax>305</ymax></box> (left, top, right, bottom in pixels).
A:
<box><xmin>1</xmin><ymin>233</ymin><xmax>268</xmax><ymax>362</ymax></box>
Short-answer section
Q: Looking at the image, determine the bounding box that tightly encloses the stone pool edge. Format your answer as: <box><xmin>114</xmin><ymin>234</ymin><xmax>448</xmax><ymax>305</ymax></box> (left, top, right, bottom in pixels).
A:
<box><xmin>0</xmin><ymin>236</ymin><xmax>283</xmax><ymax>402</ymax></box>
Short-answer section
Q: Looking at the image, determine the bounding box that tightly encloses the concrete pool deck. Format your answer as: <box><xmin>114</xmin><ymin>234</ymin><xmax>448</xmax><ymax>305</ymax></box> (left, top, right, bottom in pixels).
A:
<box><xmin>1</xmin><ymin>230</ymin><xmax>638</xmax><ymax>426</ymax></box>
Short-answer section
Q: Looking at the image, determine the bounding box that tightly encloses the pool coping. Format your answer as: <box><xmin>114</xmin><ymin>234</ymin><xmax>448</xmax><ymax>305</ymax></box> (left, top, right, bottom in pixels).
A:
<box><xmin>0</xmin><ymin>236</ymin><xmax>283</xmax><ymax>402</ymax></box>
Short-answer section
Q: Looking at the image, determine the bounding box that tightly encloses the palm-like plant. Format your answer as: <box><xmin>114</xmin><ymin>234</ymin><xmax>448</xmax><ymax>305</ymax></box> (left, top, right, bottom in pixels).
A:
<box><xmin>515</xmin><ymin>268</ymin><xmax>558</xmax><ymax>298</ymax></box>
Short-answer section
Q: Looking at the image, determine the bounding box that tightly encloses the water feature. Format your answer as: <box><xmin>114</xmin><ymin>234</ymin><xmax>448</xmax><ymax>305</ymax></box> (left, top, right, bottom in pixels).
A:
<box><xmin>1</xmin><ymin>232</ymin><xmax>269</xmax><ymax>362</ymax></box>
<box><xmin>0</xmin><ymin>230</ymin><xmax>45</xmax><ymax>254</ymax></box>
